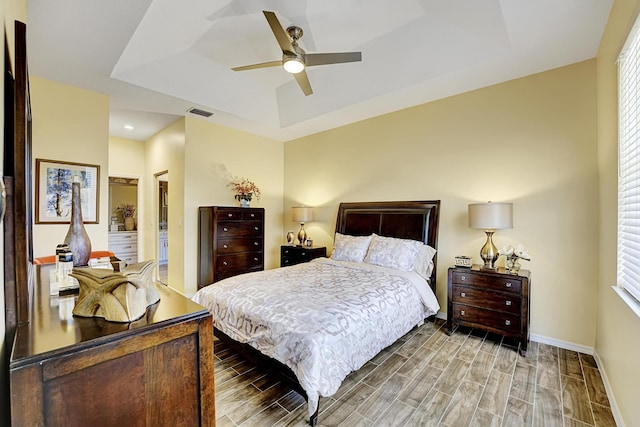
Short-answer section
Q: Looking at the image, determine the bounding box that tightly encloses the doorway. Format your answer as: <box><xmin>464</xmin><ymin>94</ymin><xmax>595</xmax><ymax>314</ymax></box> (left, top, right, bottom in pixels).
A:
<box><xmin>156</xmin><ymin>171</ymin><xmax>169</xmax><ymax>284</ymax></box>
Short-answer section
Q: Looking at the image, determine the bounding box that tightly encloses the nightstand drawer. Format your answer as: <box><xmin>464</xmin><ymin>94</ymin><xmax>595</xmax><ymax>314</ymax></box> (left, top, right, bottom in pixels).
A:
<box><xmin>452</xmin><ymin>285</ymin><xmax>521</xmax><ymax>314</ymax></box>
<box><xmin>280</xmin><ymin>246</ymin><xmax>327</xmax><ymax>267</ymax></box>
<box><xmin>453</xmin><ymin>304</ymin><xmax>521</xmax><ymax>335</ymax></box>
<box><xmin>451</xmin><ymin>270</ymin><xmax>522</xmax><ymax>294</ymax></box>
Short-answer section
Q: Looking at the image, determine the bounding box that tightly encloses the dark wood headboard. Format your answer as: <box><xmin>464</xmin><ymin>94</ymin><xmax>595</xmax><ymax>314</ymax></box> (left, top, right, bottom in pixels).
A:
<box><xmin>335</xmin><ymin>200</ymin><xmax>441</xmax><ymax>292</ymax></box>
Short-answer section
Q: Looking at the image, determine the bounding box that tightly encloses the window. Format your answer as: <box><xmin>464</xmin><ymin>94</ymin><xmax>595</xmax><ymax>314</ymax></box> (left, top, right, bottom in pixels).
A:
<box><xmin>618</xmin><ymin>17</ymin><xmax>640</xmax><ymax>307</ymax></box>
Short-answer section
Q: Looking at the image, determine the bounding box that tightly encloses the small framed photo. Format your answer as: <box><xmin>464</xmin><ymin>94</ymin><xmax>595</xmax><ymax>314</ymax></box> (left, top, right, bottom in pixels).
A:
<box><xmin>305</xmin><ymin>239</ymin><xmax>313</xmax><ymax>248</ymax></box>
<box><xmin>35</xmin><ymin>159</ymin><xmax>100</xmax><ymax>224</ymax></box>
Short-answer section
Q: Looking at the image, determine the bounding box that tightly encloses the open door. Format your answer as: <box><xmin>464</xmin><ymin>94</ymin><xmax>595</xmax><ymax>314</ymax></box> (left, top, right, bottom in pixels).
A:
<box><xmin>156</xmin><ymin>171</ymin><xmax>168</xmax><ymax>284</ymax></box>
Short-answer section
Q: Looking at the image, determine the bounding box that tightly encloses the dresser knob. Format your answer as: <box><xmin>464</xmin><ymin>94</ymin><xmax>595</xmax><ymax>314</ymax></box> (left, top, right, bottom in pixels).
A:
<box><xmin>250</xmin><ymin>213</ymin><xmax>255</xmax><ymax>217</ymax></box>
<box><xmin>461</xmin><ymin>276</ymin><xmax>466</xmax><ymax>281</ymax></box>
<box><xmin>301</xmin><ymin>252</ymin><xmax>306</xmax><ymax>256</ymax></box>
<box><xmin>254</xmin><ymin>242</ymin><xmax>259</xmax><ymax>246</ymax></box>
<box><xmin>460</xmin><ymin>292</ymin><xmax>466</xmax><ymax>297</ymax></box>
<box><xmin>228</xmin><ymin>213</ymin><xmax>233</xmax><ymax>217</ymax></box>
<box><xmin>254</xmin><ymin>257</ymin><xmax>259</xmax><ymax>261</ymax></box>
<box><xmin>505</xmin><ymin>320</ymin><xmax>511</xmax><ymax>326</ymax></box>
<box><xmin>460</xmin><ymin>310</ymin><xmax>465</xmax><ymax>316</ymax></box>
<box><xmin>505</xmin><ymin>282</ymin><xmax>512</xmax><ymax>288</ymax></box>
<box><xmin>223</xmin><ymin>227</ymin><xmax>228</xmax><ymax>232</ymax></box>
<box><xmin>254</xmin><ymin>226</ymin><xmax>259</xmax><ymax>231</ymax></box>
<box><xmin>124</xmin><ymin>235</ymin><xmax>132</xmax><ymax>239</ymax></box>
<box><xmin>223</xmin><ymin>244</ymin><xmax>228</xmax><ymax>249</ymax></box>
<box><xmin>123</xmin><ymin>245</ymin><xmax>131</xmax><ymax>249</ymax></box>
<box><xmin>223</xmin><ymin>261</ymin><xmax>228</xmax><ymax>266</ymax></box>
<box><xmin>506</xmin><ymin>300</ymin><xmax>512</xmax><ymax>306</ymax></box>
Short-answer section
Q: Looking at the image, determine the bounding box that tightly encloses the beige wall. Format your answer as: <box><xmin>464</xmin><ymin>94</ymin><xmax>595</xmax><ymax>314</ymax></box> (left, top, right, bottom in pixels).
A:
<box><xmin>285</xmin><ymin>60</ymin><xmax>600</xmax><ymax>348</ymax></box>
<box><xmin>596</xmin><ymin>0</ymin><xmax>640</xmax><ymax>424</ymax></box>
<box><xmin>183</xmin><ymin>117</ymin><xmax>284</xmax><ymax>296</ymax></box>
<box><xmin>144</xmin><ymin>119</ymin><xmax>186</xmax><ymax>292</ymax></box>
<box><xmin>30</xmin><ymin>76</ymin><xmax>110</xmax><ymax>258</ymax></box>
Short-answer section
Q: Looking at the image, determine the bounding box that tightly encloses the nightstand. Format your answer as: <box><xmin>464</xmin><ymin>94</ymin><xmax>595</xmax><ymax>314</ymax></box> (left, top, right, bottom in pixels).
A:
<box><xmin>280</xmin><ymin>246</ymin><xmax>327</xmax><ymax>267</ymax></box>
<box><xmin>447</xmin><ymin>265</ymin><xmax>531</xmax><ymax>356</ymax></box>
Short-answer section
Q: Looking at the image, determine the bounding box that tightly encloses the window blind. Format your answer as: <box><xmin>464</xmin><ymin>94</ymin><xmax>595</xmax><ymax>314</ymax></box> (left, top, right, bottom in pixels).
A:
<box><xmin>618</xmin><ymin>19</ymin><xmax>640</xmax><ymax>303</ymax></box>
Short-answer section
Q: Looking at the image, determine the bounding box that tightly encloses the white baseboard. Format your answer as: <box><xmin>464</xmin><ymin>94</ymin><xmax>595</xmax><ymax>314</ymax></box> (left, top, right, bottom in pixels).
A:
<box><xmin>593</xmin><ymin>352</ymin><xmax>626</xmax><ymax>427</ymax></box>
<box><xmin>530</xmin><ymin>333</ymin><xmax>594</xmax><ymax>355</ymax></box>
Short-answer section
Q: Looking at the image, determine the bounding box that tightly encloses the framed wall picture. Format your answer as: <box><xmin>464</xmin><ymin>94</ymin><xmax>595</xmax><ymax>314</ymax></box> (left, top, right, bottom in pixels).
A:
<box><xmin>35</xmin><ymin>159</ymin><xmax>100</xmax><ymax>224</ymax></box>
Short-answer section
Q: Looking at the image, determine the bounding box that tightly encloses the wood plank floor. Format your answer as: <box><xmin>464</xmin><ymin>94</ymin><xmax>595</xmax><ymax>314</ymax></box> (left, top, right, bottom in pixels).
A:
<box><xmin>213</xmin><ymin>319</ymin><xmax>617</xmax><ymax>427</ymax></box>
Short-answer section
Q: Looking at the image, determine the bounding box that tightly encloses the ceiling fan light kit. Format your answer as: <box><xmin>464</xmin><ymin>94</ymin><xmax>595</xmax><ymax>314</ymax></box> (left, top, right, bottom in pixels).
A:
<box><xmin>283</xmin><ymin>57</ymin><xmax>304</xmax><ymax>74</ymax></box>
<box><xmin>232</xmin><ymin>11</ymin><xmax>362</xmax><ymax>96</ymax></box>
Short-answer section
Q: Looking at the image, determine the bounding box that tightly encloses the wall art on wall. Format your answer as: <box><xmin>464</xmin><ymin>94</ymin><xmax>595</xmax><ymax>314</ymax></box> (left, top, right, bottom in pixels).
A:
<box><xmin>35</xmin><ymin>158</ymin><xmax>100</xmax><ymax>224</ymax></box>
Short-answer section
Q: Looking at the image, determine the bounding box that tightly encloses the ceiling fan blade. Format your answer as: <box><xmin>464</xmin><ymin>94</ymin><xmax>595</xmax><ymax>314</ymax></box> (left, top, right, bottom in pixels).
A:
<box><xmin>263</xmin><ymin>11</ymin><xmax>294</xmax><ymax>53</ymax></box>
<box><xmin>293</xmin><ymin>70</ymin><xmax>313</xmax><ymax>96</ymax></box>
<box><xmin>232</xmin><ymin>60</ymin><xmax>282</xmax><ymax>71</ymax></box>
<box><xmin>305</xmin><ymin>52</ymin><xmax>362</xmax><ymax>67</ymax></box>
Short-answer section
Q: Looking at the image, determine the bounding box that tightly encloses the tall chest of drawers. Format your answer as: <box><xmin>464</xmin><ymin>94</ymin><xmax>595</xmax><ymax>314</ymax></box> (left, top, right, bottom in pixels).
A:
<box><xmin>447</xmin><ymin>265</ymin><xmax>531</xmax><ymax>356</ymax></box>
<box><xmin>198</xmin><ymin>206</ymin><xmax>264</xmax><ymax>289</ymax></box>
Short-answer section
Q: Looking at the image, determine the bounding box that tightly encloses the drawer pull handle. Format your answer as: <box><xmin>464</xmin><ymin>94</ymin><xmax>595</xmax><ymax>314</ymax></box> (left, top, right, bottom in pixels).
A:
<box><xmin>254</xmin><ymin>226</ymin><xmax>259</xmax><ymax>231</ymax></box>
<box><xmin>461</xmin><ymin>276</ymin><xmax>466</xmax><ymax>281</ymax></box>
<box><xmin>460</xmin><ymin>310</ymin><xmax>465</xmax><ymax>316</ymax></box>
<box><xmin>460</xmin><ymin>292</ymin><xmax>466</xmax><ymax>297</ymax></box>
<box><xmin>250</xmin><ymin>213</ymin><xmax>255</xmax><ymax>217</ymax></box>
<box><xmin>254</xmin><ymin>242</ymin><xmax>259</xmax><ymax>246</ymax></box>
<box><xmin>123</xmin><ymin>246</ymin><xmax>132</xmax><ymax>249</ymax></box>
<box><xmin>254</xmin><ymin>257</ymin><xmax>259</xmax><ymax>261</ymax></box>
<box><xmin>223</xmin><ymin>227</ymin><xmax>228</xmax><ymax>232</ymax></box>
<box><xmin>228</xmin><ymin>213</ymin><xmax>233</xmax><ymax>217</ymax></box>
<box><xmin>301</xmin><ymin>252</ymin><xmax>306</xmax><ymax>256</ymax></box>
<box><xmin>222</xmin><ymin>261</ymin><xmax>228</xmax><ymax>266</ymax></box>
<box><xmin>124</xmin><ymin>236</ymin><xmax>132</xmax><ymax>239</ymax></box>
<box><xmin>505</xmin><ymin>282</ymin><xmax>512</xmax><ymax>288</ymax></box>
<box><xmin>506</xmin><ymin>300</ymin><xmax>512</xmax><ymax>306</ymax></box>
<box><xmin>284</xmin><ymin>249</ymin><xmax>289</xmax><ymax>254</ymax></box>
<box><xmin>505</xmin><ymin>320</ymin><xmax>511</xmax><ymax>326</ymax></box>
<box><xmin>223</xmin><ymin>244</ymin><xmax>228</xmax><ymax>249</ymax></box>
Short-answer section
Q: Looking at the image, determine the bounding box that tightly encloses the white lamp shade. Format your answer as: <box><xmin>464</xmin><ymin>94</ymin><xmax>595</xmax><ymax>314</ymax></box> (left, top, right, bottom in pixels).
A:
<box><xmin>292</xmin><ymin>206</ymin><xmax>314</xmax><ymax>223</ymax></box>
<box><xmin>468</xmin><ymin>202</ymin><xmax>513</xmax><ymax>230</ymax></box>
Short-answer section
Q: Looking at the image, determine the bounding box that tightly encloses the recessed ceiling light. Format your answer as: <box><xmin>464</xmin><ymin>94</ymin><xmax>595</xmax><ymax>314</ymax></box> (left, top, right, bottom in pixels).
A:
<box><xmin>124</xmin><ymin>124</ymin><xmax>134</xmax><ymax>130</ymax></box>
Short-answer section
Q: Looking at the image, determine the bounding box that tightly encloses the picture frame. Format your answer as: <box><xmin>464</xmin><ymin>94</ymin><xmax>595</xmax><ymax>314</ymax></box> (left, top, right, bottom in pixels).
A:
<box><xmin>35</xmin><ymin>159</ymin><xmax>100</xmax><ymax>224</ymax></box>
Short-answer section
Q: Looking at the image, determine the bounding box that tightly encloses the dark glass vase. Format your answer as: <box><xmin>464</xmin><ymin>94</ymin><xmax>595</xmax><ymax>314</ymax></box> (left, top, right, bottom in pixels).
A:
<box><xmin>64</xmin><ymin>181</ymin><xmax>92</xmax><ymax>266</ymax></box>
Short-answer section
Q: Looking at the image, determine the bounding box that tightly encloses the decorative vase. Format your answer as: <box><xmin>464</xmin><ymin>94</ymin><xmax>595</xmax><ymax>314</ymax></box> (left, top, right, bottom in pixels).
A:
<box><xmin>240</xmin><ymin>198</ymin><xmax>250</xmax><ymax>207</ymax></box>
<box><xmin>64</xmin><ymin>181</ymin><xmax>92</xmax><ymax>266</ymax></box>
<box><xmin>124</xmin><ymin>216</ymin><xmax>135</xmax><ymax>231</ymax></box>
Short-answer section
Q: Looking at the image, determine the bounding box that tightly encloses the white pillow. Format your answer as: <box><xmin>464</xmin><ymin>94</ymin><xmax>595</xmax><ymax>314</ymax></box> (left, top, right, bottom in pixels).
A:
<box><xmin>363</xmin><ymin>234</ymin><xmax>423</xmax><ymax>271</ymax></box>
<box><xmin>331</xmin><ymin>233</ymin><xmax>373</xmax><ymax>262</ymax></box>
<box><xmin>413</xmin><ymin>244</ymin><xmax>437</xmax><ymax>281</ymax></box>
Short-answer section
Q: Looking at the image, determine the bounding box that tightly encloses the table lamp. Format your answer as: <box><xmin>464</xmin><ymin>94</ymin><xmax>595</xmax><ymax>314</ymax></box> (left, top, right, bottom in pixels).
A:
<box><xmin>468</xmin><ymin>202</ymin><xmax>513</xmax><ymax>269</ymax></box>
<box><xmin>292</xmin><ymin>206</ymin><xmax>314</xmax><ymax>246</ymax></box>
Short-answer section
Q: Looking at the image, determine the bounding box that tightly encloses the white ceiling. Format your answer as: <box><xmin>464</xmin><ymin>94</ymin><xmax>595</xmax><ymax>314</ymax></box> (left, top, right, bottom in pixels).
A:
<box><xmin>27</xmin><ymin>0</ymin><xmax>612</xmax><ymax>142</ymax></box>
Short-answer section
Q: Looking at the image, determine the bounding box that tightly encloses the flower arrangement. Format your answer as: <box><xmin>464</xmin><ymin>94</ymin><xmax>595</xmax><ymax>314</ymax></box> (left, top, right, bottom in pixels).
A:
<box><xmin>118</xmin><ymin>203</ymin><xmax>136</xmax><ymax>218</ymax></box>
<box><xmin>498</xmin><ymin>244</ymin><xmax>531</xmax><ymax>273</ymax></box>
<box><xmin>228</xmin><ymin>177</ymin><xmax>261</xmax><ymax>202</ymax></box>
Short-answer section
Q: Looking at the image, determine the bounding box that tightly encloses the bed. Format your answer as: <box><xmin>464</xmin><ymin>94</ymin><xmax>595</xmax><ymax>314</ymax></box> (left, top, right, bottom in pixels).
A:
<box><xmin>193</xmin><ymin>200</ymin><xmax>441</xmax><ymax>425</ymax></box>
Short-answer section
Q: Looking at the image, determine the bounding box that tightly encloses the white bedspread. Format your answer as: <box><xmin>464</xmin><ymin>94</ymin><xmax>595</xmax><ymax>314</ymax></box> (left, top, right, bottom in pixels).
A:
<box><xmin>192</xmin><ymin>257</ymin><xmax>440</xmax><ymax>416</ymax></box>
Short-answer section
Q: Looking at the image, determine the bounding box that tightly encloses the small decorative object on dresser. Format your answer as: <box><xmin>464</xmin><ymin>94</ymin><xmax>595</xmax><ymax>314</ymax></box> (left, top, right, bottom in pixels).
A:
<box><xmin>498</xmin><ymin>244</ymin><xmax>531</xmax><ymax>273</ymax></box>
<box><xmin>281</xmin><ymin>245</ymin><xmax>327</xmax><ymax>267</ymax></box>
<box><xmin>292</xmin><ymin>206</ymin><xmax>314</xmax><ymax>245</ymax></box>
<box><xmin>447</xmin><ymin>265</ymin><xmax>530</xmax><ymax>356</ymax></box>
<box><xmin>454</xmin><ymin>255</ymin><xmax>472</xmax><ymax>268</ymax></box>
<box><xmin>286</xmin><ymin>230</ymin><xmax>295</xmax><ymax>245</ymax></box>
<box><xmin>64</xmin><ymin>180</ymin><xmax>92</xmax><ymax>266</ymax></box>
<box><xmin>228</xmin><ymin>177</ymin><xmax>261</xmax><ymax>207</ymax></box>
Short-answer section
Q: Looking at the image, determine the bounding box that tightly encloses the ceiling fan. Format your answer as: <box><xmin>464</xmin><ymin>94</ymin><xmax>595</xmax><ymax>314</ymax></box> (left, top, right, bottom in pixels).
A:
<box><xmin>232</xmin><ymin>11</ymin><xmax>362</xmax><ymax>96</ymax></box>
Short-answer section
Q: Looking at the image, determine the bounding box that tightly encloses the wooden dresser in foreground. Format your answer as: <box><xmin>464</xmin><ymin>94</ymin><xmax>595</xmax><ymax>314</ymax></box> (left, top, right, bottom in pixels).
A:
<box><xmin>9</xmin><ymin>266</ymin><xmax>215</xmax><ymax>426</ymax></box>
<box><xmin>198</xmin><ymin>206</ymin><xmax>265</xmax><ymax>289</ymax></box>
<box><xmin>447</xmin><ymin>265</ymin><xmax>531</xmax><ymax>356</ymax></box>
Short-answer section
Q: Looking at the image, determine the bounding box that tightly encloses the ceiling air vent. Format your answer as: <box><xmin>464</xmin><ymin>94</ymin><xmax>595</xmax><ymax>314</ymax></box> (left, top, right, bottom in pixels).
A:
<box><xmin>187</xmin><ymin>107</ymin><xmax>214</xmax><ymax>118</ymax></box>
